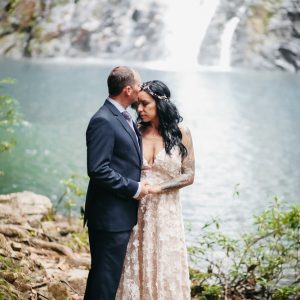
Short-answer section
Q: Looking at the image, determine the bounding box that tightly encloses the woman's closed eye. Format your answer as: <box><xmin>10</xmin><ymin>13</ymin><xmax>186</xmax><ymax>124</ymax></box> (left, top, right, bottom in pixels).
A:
<box><xmin>138</xmin><ymin>99</ymin><xmax>150</xmax><ymax>107</ymax></box>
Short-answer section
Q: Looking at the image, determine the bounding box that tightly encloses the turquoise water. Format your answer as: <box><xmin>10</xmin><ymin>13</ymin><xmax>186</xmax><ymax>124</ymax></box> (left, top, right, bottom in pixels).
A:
<box><xmin>0</xmin><ymin>58</ymin><xmax>299</xmax><ymax>239</ymax></box>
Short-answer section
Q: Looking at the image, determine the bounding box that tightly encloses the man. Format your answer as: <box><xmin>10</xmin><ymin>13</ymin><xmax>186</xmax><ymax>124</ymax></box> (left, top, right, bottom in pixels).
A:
<box><xmin>83</xmin><ymin>66</ymin><xmax>148</xmax><ymax>300</ymax></box>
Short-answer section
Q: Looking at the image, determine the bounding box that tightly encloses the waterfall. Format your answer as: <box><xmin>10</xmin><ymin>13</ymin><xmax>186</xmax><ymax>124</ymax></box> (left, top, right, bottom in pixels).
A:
<box><xmin>155</xmin><ymin>0</ymin><xmax>220</xmax><ymax>70</ymax></box>
<box><xmin>219</xmin><ymin>16</ymin><xmax>240</xmax><ymax>68</ymax></box>
<box><xmin>219</xmin><ymin>6</ymin><xmax>247</xmax><ymax>68</ymax></box>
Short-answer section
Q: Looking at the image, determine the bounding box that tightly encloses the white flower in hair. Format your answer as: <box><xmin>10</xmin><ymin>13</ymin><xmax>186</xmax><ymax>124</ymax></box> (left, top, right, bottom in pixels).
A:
<box><xmin>140</xmin><ymin>83</ymin><xmax>169</xmax><ymax>100</ymax></box>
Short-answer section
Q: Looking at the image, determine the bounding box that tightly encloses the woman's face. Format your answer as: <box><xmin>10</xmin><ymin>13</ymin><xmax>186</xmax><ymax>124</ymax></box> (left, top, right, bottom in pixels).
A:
<box><xmin>137</xmin><ymin>91</ymin><xmax>158</xmax><ymax>122</ymax></box>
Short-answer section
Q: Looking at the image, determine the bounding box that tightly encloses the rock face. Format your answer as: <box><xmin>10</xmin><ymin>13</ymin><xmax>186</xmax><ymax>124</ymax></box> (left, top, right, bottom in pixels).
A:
<box><xmin>0</xmin><ymin>0</ymin><xmax>299</xmax><ymax>72</ymax></box>
<box><xmin>198</xmin><ymin>0</ymin><xmax>300</xmax><ymax>72</ymax></box>
<box><xmin>231</xmin><ymin>0</ymin><xmax>300</xmax><ymax>72</ymax></box>
<box><xmin>0</xmin><ymin>191</ymin><xmax>89</xmax><ymax>300</ymax></box>
<box><xmin>0</xmin><ymin>0</ymin><xmax>166</xmax><ymax>61</ymax></box>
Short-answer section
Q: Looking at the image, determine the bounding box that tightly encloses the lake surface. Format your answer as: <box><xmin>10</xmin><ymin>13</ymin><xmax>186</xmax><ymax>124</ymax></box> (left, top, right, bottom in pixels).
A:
<box><xmin>0</xmin><ymin>58</ymin><xmax>299</xmax><ymax>242</ymax></box>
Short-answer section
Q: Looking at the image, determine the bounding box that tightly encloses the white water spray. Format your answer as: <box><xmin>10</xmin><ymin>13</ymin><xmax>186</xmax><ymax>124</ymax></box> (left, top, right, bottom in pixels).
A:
<box><xmin>154</xmin><ymin>0</ymin><xmax>220</xmax><ymax>70</ymax></box>
<box><xmin>219</xmin><ymin>6</ymin><xmax>247</xmax><ymax>68</ymax></box>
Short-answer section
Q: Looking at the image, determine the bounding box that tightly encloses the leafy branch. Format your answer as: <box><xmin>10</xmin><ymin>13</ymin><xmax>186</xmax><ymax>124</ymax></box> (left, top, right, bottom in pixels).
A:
<box><xmin>189</xmin><ymin>197</ymin><xmax>300</xmax><ymax>299</ymax></box>
<box><xmin>0</xmin><ymin>78</ymin><xmax>23</xmax><ymax>175</ymax></box>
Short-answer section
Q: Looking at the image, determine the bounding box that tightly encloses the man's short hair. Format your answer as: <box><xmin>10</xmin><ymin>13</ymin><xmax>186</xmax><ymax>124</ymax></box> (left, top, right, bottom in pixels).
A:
<box><xmin>107</xmin><ymin>66</ymin><xmax>136</xmax><ymax>96</ymax></box>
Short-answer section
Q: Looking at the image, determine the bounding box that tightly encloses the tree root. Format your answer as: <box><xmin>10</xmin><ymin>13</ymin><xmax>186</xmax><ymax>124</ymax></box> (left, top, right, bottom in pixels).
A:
<box><xmin>0</xmin><ymin>224</ymin><xmax>28</xmax><ymax>238</ymax></box>
<box><xmin>30</xmin><ymin>238</ymin><xmax>90</xmax><ymax>268</ymax></box>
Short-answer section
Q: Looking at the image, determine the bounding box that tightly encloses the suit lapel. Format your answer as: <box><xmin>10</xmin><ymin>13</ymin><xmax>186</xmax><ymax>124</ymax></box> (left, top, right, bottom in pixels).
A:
<box><xmin>133</xmin><ymin>122</ymin><xmax>143</xmax><ymax>165</ymax></box>
<box><xmin>116</xmin><ymin>115</ymin><xmax>142</xmax><ymax>162</ymax></box>
<box><xmin>105</xmin><ymin>100</ymin><xmax>142</xmax><ymax>165</ymax></box>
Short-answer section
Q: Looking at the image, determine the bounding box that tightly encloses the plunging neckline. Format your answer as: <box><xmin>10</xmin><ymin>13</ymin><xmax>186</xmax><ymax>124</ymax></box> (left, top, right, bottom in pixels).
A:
<box><xmin>143</xmin><ymin>148</ymin><xmax>165</xmax><ymax>168</ymax></box>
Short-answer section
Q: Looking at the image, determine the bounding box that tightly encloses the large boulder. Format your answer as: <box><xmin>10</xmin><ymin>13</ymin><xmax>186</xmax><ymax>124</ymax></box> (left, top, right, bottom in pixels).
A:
<box><xmin>0</xmin><ymin>191</ymin><xmax>52</xmax><ymax>222</ymax></box>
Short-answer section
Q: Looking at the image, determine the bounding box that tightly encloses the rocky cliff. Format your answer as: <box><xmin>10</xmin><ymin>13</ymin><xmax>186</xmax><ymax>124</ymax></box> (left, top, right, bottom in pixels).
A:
<box><xmin>199</xmin><ymin>0</ymin><xmax>300</xmax><ymax>72</ymax></box>
<box><xmin>0</xmin><ymin>0</ymin><xmax>166</xmax><ymax>60</ymax></box>
<box><xmin>0</xmin><ymin>0</ymin><xmax>299</xmax><ymax>72</ymax></box>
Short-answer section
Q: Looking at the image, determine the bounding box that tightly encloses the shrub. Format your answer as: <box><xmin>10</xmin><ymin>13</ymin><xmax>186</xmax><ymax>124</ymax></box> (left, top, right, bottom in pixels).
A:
<box><xmin>189</xmin><ymin>197</ymin><xmax>300</xmax><ymax>299</ymax></box>
<box><xmin>0</xmin><ymin>78</ymin><xmax>23</xmax><ymax>176</ymax></box>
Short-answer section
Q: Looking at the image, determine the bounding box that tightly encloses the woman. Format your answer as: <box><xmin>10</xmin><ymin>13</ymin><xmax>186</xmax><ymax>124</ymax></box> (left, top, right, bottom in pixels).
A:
<box><xmin>116</xmin><ymin>80</ymin><xmax>195</xmax><ymax>299</ymax></box>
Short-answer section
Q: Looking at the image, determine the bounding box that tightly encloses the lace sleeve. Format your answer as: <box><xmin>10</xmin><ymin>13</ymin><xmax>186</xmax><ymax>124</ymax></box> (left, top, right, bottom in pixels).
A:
<box><xmin>160</xmin><ymin>125</ymin><xmax>195</xmax><ymax>191</ymax></box>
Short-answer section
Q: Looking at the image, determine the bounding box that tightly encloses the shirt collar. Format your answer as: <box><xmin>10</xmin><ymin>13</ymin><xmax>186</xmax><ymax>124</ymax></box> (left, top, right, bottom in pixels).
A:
<box><xmin>107</xmin><ymin>97</ymin><xmax>126</xmax><ymax>113</ymax></box>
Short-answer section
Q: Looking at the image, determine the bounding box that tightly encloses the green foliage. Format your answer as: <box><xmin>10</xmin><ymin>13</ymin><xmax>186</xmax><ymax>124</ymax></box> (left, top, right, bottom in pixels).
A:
<box><xmin>63</xmin><ymin>227</ymin><xmax>89</xmax><ymax>252</ymax></box>
<box><xmin>202</xmin><ymin>285</ymin><xmax>222</xmax><ymax>300</ymax></box>
<box><xmin>0</xmin><ymin>255</ymin><xmax>20</xmax><ymax>273</ymax></box>
<box><xmin>189</xmin><ymin>197</ymin><xmax>300</xmax><ymax>299</ymax></box>
<box><xmin>41</xmin><ymin>207</ymin><xmax>57</xmax><ymax>222</ymax></box>
<box><xmin>4</xmin><ymin>0</ymin><xmax>21</xmax><ymax>14</ymax></box>
<box><xmin>56</xmin><ymin>174</ymin><xmax>88</xmax><ymax>220</ymax></box>
<box><xmin>273</xmin><ymin>286</ymin><xmax>300</xmax><ymax>300</ymax></box>
<box><xmin>0</xmin><ymin>78</ymin><xmax>23</xmax><ymax>175</ymax></box>
<box><xmin>0</xmin><ymin>279</ymin><xmax>19</xmax><ymax>300</ymax></box>
<box><xmin>0</xmin><ymin>255</ymin><xmax>22</xmax><ymax>299</ymax></box>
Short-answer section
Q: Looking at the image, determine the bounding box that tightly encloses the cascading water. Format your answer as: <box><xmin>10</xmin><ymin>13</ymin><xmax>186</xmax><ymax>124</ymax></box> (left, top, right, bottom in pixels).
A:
<box><xmin>154</xmin><ymin>0</ymin><xmax>220</xmax><ymax>70</ymax></box>
<box><xmin>219</xmin><ymin>6</ymin><xmax>247</xmax><ymax>69</ymax></box>
<box><xmin>219</xmin><ymin>16</ymin><xmax>240</xmax><ymax>68</ymax></box>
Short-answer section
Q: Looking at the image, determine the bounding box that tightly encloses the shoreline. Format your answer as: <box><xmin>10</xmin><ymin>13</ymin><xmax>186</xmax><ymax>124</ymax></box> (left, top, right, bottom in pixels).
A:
<box><xmin>1</xmin><ymin>191</ymin><xmax>299</xmax><ymax>299</ymax></box>
<box><xmin>0</xmin><ymin>191</ymin><xmax>89</xmax><ymax>300</ymax></box>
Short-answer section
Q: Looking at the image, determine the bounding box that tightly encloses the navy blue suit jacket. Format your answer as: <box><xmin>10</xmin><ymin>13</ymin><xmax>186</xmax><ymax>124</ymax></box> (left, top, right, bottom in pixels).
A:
<box><xmin>84</xmin><ymin>100</ymin><xmax>142</xmax><ymax>231</ymax></box>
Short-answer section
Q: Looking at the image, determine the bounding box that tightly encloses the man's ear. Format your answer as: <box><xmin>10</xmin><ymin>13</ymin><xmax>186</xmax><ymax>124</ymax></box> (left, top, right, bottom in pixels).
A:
<box><xmin>123</xmin><ymin>85</ymin><xmax>132</xmax><ymax>96</ymax></box>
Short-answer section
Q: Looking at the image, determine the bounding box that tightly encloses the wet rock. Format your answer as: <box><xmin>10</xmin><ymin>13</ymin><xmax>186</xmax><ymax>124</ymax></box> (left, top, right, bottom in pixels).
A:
<box><xmin>0</xmin><ymin>224</ymin><xmax>28</xmax><ymax>238</ymax></box>
<box><xmin>12</xmin><ymin>0</ymin><xmax>37</xmax><ymax>30</ymax></box>
<box><xmin>48</xmin><ymin>281</ymin><xmax>70</xmax><ymax>300</ymax></box>
<box><xmin>0</xmin><ymin>0</ymin><xmax>166</xmax><ymax>62</ymax></box>
<box><xmin>0</xmin><ymin>191</ymin><xmax>52</xmax><ymax>222</ymax></box>
<box><xmin>14</xmin><ymin>191</ymin><xmax>52</xmax><ymax>218</ymax></box>
<box><xmin>278</xmin><ymin>46</ymin><xmax>299</xmax><ymax>71</ymax></box>
<box><xmin>0</xmin><ymin>233</ymin><xmax>13</xmax><ymax>256</ymax></box>
<box><xmin>14</xmin><ymin>277</ymin><xmax>31</xmax><ymax>293</ymax></box>
<box><xmin>11</xmin><ymin>242</ymin><xmax>22</xmax><ymax>252</ymax></box>
<box><xmin>1</xmin><ymin>271</ymin><xmax>17</xmax><ymax>284</ymax></box>
<box><xmin>10</xmin><ymin>251</ymin><xmax>24</xmax><ymax>260</ymax></box>
<box><xmin>132</xmin><ymin>9</ymin><xmax>143</xmax><ymax>22</ymax></box>
<box><xmin>232</xmin><ymin>0</ymin><xmax>300</xmax><ymax>71</ymax></box>
<box><xmin>198</xmin><ymin>0</ymin><xmax>300</xmax><ymax>72</ymax></box>
<box><xmin>0</xmin><ymin>34</ymin><xmax>16</xmax><ymax>55</ymax></box>
<box><xmin>66</xmin><ymin>268</ymin><xmax>89</xmax><ymax>296</ymax></box>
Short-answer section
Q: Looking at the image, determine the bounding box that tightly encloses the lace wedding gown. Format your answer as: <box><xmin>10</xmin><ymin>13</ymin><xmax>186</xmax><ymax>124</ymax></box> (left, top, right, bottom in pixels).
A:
<box><xmin>116</xmin><ymin>126</ymin><xmax>195</xmax><ymax>300</ymax></box>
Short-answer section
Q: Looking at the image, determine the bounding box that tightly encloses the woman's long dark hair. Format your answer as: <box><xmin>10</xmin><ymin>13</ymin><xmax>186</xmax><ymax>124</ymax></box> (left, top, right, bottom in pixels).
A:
<box><xmin>137</xmin><ymin>80</ymin><xmax>187</xmax><ymax>158</ymax></box>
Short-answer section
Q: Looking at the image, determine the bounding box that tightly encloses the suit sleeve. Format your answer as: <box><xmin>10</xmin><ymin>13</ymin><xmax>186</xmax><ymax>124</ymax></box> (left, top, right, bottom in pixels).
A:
<box><xmin>86</xmin><ymin>117</ymin><xmax>139</xmax><ymax>197</ymax></box>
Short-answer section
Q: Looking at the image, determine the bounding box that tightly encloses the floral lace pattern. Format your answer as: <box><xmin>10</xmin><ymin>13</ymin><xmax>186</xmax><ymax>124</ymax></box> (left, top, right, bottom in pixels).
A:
<box><xmin>116</xmin><ymin>125</ymin><xmax>194</xmax><ymax>300</ymax></box>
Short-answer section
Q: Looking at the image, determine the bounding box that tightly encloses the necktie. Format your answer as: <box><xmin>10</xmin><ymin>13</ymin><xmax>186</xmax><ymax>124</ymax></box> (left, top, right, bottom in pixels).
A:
<box><xmin>122</xmin><ymin>111</ymin><xmax>136</xmax><ymax>132</ymax></box>
<box><xmin>122</xmin><ymin>111</ymin><xmax>132</xmax><ymax>122</ymax></box>
<box><xmin>122</xmin><ymin>111</ymin><xmax>140</xmax><ymax>147</ymax></box>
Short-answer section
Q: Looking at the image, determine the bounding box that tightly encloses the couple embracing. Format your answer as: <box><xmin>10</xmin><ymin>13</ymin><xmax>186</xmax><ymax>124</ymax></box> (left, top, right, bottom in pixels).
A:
<box><xmin>83</xmin><ymin>66</ymin><xmax>195</xmax><ymax>300</ymax></box>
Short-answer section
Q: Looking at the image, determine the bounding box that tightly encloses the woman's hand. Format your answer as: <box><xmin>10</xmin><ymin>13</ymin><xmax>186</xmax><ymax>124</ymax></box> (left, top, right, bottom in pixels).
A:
<box><xmin>148</xmin><ymin>185</ymin><xmax>162</xmax><ymax>194</ymax></box>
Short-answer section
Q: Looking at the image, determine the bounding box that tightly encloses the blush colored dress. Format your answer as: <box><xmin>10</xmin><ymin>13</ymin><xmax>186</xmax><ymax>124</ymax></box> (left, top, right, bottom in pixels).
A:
<box><xmin>116</xmin><ymin>125</ymin><xmax>195</xmax><ymax>300</ymax></box>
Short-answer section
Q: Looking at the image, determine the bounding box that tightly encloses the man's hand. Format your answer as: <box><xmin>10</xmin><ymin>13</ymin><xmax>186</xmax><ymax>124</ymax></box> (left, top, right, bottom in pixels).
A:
<box><xmin>136</xmin><ymin>180</ymin><xmax>150</xmax><ymax>200</ymax></box>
